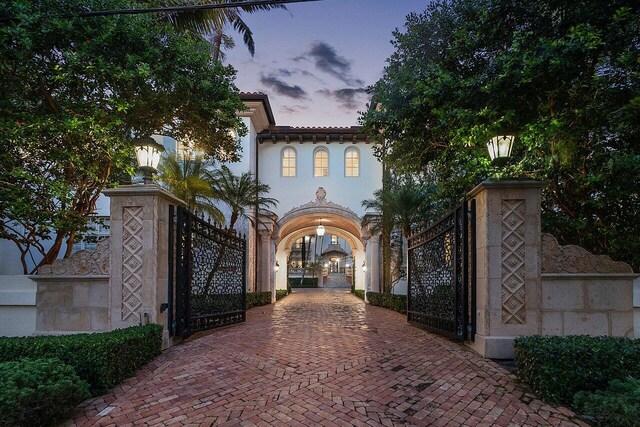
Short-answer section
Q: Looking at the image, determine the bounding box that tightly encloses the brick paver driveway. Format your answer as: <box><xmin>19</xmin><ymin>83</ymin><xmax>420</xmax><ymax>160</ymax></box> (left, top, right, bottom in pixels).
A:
<box><xmin>67</xmin><ymin>290</ymin><xmax>586</xmax><ymax>426</ymax></box>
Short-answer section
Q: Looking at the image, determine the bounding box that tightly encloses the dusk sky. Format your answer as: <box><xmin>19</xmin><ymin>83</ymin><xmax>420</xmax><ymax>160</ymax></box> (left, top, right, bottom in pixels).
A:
<box><xmin>225</xmin><ymin>0</ymin><xmax>429</xmax><ymax>127</ymax></box>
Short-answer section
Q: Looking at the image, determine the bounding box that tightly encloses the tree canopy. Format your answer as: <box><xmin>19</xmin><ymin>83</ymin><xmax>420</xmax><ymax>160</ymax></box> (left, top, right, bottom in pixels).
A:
<box><xmin>361</xmin><ymin>0</ymin><xmax>640</xmax><ymax>269</ymax></box>
<box><xmin>0</xmin><ymin>0</ymin><xmax>247</xmax><ymax>272</ymax></box>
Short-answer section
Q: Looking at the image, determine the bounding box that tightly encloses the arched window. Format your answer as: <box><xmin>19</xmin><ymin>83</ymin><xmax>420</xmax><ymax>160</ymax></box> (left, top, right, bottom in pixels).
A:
<box><xmin>281</xmin><ymin>147</ymin><xmax>296</xmax><ymax>176</ymax></box>
<box><xmin>345</xmin><ymin>147</ymin><xmax>360</xmax><ymax>177</ymax></box>
<box><xmin>314</xmin><ymin>147</ymin><xmax>329</xmax><ymax>177</ymax></box>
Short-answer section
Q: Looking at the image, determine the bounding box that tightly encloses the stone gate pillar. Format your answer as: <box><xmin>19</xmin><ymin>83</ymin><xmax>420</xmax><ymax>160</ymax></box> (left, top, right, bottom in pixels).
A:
<box><xmin>467</xmin><ymin>179</ymin><xmax>545</xmax><ymax>358</ymax></box>
<box><xmin>104</xmin><ymin>184</ymin><xmax>185</xmax><ymax>347</ymax></box>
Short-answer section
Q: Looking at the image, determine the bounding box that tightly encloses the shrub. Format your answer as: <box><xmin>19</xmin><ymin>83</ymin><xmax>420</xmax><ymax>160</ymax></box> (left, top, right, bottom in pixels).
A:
<box><xmin>574</xmin><ymin>378</ymin><xmax>640</xmax><ymax>427</ymax></box>
<box><xmin>0</xmin><ymin>324</ymin><xmax>163</xmax><ymax>395</ymax></box>
<box><xmin>353</xmin><ymin>289</ymin><xmax>365</xmax><ymax>300</ymax></box>
<box><xmin>276</xmin><ymin>290</ymin><xmax>288</xmax><ymax>300</ymax></box>
<box><xmin>287</xmin><ymin>283</ymin><xmax>292</xmax><ymax>294</ymax></box>
<box><xmin>246</xmin><ymin>291</ymin><xmax>272</xmax><ymax>308</ymax></box>
<box><xmin>366</xmin><ymin>292</ymin><xmax>407</xmax><ymax>314</ymax></box>
<box><xmin>0</xmin><ymin>358</ymin><xmax>90</xmax><ymax>427</ymax></box>
<box><xmin>514</xmin><ymin>335</ymin><xmax>640</xmax><ymax>404</ymax></box>
<box><xmin>289</xmin><ymin>278</ymin><xmax>318</xmax><ymax>288</ymax></box>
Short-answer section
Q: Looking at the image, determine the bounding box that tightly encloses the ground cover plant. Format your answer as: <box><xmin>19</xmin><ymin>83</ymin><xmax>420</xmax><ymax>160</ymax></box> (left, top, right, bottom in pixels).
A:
<box><xmin>366</xmin><ymin>292</ymin><xmax>407</xmax><ymax>314</ymax></box>
<box><xmin>0</xmin><ymin>358</ymin><xmax>90</xmax><ymax>427</ymax></box>
<box><xmin>514</xmin><ymin>335</ymin><xmax>640</xmax><ymax>424</ymax></box>
<box><xmin>0</xmin><ymin>324</ymin><xmax>163</xmax><ymax>395</ymax></box>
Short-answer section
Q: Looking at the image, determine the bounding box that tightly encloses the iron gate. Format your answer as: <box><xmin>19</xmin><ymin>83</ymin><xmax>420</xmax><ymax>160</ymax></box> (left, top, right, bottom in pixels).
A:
<box><xmin>168</xmin><ymin>205</ymin><xmax>246</xmax><ymax>338</ymax></box>
<box><xmin>407</xmin><ymin>199</ymin><xmax>475</xmax><ymax>341</ymax></box>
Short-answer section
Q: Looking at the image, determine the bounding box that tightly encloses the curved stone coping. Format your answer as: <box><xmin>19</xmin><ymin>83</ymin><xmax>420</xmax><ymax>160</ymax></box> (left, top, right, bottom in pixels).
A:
<box><xmin>29</xmin><ymin>275</ymin><xmax>109</xmax><ymax>282</ymax></box>
<box><xmin>542</xmin><ymin>273</ymin><xmax>639</xmax><ymax>279</ymax></box>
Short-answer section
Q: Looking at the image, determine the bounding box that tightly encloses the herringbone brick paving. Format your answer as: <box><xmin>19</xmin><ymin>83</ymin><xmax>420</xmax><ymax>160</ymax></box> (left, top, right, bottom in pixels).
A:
<box><xmin>64</xmin><ymin>289</ymin><xmax>587</xmax><ymax>426</ymax></box>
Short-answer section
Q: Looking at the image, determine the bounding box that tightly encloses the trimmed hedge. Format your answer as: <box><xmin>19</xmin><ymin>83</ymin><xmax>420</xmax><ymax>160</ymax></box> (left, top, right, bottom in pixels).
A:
<box><xmin>352</xmin><ymin>289</ymin><xmax>365</xmax><ymax>300</ymax></box>
<box><xmin>574</xmin><ymin>377</ymin><xmax>640</xmax><ymax>427</ymax></box>
<box><xmin>366</xmin><ymin>292</ymin><xmax>407</xmax><ymax>314</ymax></box>
<box><xmin>289</xmin><ymin>278</ymin><xmax>318</xmax><ymax>288</ymax></box>
<box><xmin>276</xmin><ymin>290</ymin><xmax>288</xmax><ymax>301</ymax></box>
<box><xmin>514</xmin><ymin>335</ymin><xmax>640</xmax><ymax>404</ymax></box>
<box><xmin>246</xmin><ymin>291</ymin><xmax>272</xmax><ymax>308</ymax></box>
<box><xmin>0</xmin><ymin>358</ymin><xmax>90</xmax><ymax>427</ymax></box>
<box><xmin>0</xmin><ymin>324</ymin><xmax>163</xmax><ymax>395</ymax></box>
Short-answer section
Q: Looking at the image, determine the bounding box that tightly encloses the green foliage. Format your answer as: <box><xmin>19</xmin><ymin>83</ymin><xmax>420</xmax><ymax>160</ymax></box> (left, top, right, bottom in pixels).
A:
<box><xmin>362</xmin><ymin>0</ymin><xmax>640</xmax><ymax>270</ymax></box>
<box><xmin>208</xmin><ymin>165</ymin><xmax>278</xmax><ymax>230</ymax></box>
<box><xmin>352</xmin><ymin>290</ymin><xmax>365</xmax><ymax>300</ymax></box>
<box><xmin>289</xmin><ymin>278</ymin><xmax>318</xmax><ymax>288</ymax></box>
<box><xmin>0</xmin><ymin>0</ymin><xmax>246</xmax><ymax>272</ymax></box>
<box><xmin>276</xmin><ymin>290</ymin><xmax>288</xmax><ymax>301</ymax></box>
<box><xmin>366</xmin><ymin>292</ymin><xmax>407</xmax><ymax>314</ymax></box>
<box><xmin>246</xmin><ymin>292</ymin><xmax>272</xmax><ymax>309</ymax></box>
<box><xmin>0</xmin><ymin>358</ymin><xmax>90</xmax><ymax>427</ymax></box>
<box><xmin>514</xmin><ymin>335</ymin><xmax>640</xmax><ymax>404</ymax></box>
<box><xmin>157</xmin><ymin>154</ymin><xmax>225</xmax><ymax>223</ymax></box>
<box><xmin>0</xmin><ymin>324</ymin><xmax>163</xmax><ymax>395</ymax></box>
<box><xmin>574</xmin><ymin>378</ymin><xmax>640</xmax><ymax>427</ymax></box>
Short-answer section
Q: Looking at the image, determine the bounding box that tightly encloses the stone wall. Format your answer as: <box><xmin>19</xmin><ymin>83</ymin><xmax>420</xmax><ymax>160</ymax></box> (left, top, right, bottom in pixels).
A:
<box><xmin>540</xmin><ymin>233</ymin><xmax>635</xmax><ymax>338</ymax></box>
<box><xmin>32</xmin><ymin>239</ymin><xmax>110</xmax><ymax>334</ymax></box>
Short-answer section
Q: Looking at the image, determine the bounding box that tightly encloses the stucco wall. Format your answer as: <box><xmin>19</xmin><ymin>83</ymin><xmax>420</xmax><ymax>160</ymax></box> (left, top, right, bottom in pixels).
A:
<box><xmin>0</xmin><ymin>275</ymin><xmax>36</xmax><ymax>337</ymax></box>
<box><xmin>257</xmin><ymin>142</ymin><xmax>382</xmax><ymax>218</ymax></box>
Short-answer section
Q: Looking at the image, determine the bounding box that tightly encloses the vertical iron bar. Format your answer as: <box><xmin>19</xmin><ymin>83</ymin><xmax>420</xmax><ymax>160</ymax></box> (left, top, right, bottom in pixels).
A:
<box><xmin>184</xmin><ymin>209</ymin><xmax>192</xmax><ymax>337</ymax></box>
<box><xmin>242</xmin><ymin>238</ymin><xmax>247</xmax><ymax>321</ymax></box>
<box><xmin>174</xmin><ymin>206</ymin><xmax>184</xmax><ymax>337</ymax></box>
<box><xmin>168</xmin><ymin>205</ymin><xmax>175</xmax><ymax>337</ymax></box>
<box><xmin>453</xmin><ymin>205</ymin><xmax>460</xmax><ymax>339</ymax></box>
<box><xmin>407</xmin><ymin>243</ymin><xmax>412</xmax><ymax>323</ymax></box>
<box><xmin>462</xmin><ymin>199</ymin><xmax>469</xmax><ymax>341</ymax></box>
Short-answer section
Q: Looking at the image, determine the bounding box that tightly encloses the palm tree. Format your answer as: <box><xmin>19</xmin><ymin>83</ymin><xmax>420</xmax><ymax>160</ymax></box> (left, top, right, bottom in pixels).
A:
<box><xmin>158</xmin><ymin>0</ymin><xmax>287</xmax><ymax>62</ymax></box>
<box><xmin>156</xmin><ymin>153</ymin><xmax>225</xmax><ymax>223</ymax></box>
<box><xmin>362</xmin><ymin>174</ymin><xmax>435</xmax><ymax>292</ymax></box>
<box><xmin>208</xmin><ymin>165</ymin><xmax>277</xmax><ymax>229</ymax></box>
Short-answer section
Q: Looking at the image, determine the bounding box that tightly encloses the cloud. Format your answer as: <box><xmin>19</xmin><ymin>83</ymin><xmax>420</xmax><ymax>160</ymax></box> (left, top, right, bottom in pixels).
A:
<box><xmin>280</xmin><ymin>104</ymin><xmax>309</xmax><ymax>115</ymax></box>
<box><xmin>318</xmin><ymin>88</ymin><xmax>369</xmax><ymax>110</ymax></box>
<box><xmin>260</xmin><ymin>75</ymin><xmax>308</xmax><ymax>100</ymax></box>
<box><xmin>306</xmin><ymin>41</ymin><xmax>364</xmax><ymax>86</ymax></box>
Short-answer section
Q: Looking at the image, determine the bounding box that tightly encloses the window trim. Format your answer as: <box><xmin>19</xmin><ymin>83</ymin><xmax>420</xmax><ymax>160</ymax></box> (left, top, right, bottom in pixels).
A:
<box><xmin>281</xmin><ymin>146</ymin><xmax>297</xmax><ymax>177</ymax></box>
<box><xmin>344</xmin><ymin>146</ymin><xmax>360</xmax><ymax>177</ymax></box>
<box><xmin>313</xmin><ymin>146</ymin><xmax>330</xmax><ymax>177</ymax></box>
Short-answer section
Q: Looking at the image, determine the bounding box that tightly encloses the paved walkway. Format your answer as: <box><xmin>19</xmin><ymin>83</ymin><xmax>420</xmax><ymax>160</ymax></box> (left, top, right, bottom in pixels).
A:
<box><xmin>66</xmin><ymin>290</ymin><xmax>586</xmax><ymax>426</ymax></box>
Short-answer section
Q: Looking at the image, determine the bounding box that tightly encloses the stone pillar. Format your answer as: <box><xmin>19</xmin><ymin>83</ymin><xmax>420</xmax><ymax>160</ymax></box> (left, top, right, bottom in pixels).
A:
<box><xmin>369</xmin><ymin>234</ymin><xmax>381</xmax><ymax>293</ymax></box>
<box><xmin>258</xmin><ymin>230</ymin><xmax>272</xmax><ymax>293</ymax></box>
<box><xmin>467</xmin><ymin>179</ymin><xmax>545</xmax><ymax>358</ymax></box>
<box><xmin>104</xmin><ymin>185</ymin><xmax>185</xmax><ymax>348</ymax></box>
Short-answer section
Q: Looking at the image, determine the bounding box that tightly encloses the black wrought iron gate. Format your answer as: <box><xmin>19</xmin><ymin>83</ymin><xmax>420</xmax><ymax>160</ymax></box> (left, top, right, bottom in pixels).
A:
<box><xmin>168</xmin><ymin>205</ymin><xmax>247</xmax><ymax>338</ymax></box>
<box><xmin>407</xmin><ymin>199</ymin><xmax>476</xmax><ymax>341</ymax></box>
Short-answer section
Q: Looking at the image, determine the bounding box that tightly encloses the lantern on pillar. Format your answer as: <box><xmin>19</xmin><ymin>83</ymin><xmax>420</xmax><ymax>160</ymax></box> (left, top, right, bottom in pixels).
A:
<box><xmin>486</xmin><ymin>135</ymin><xmax>515</xmax><ymax>165</ymax></box>
<box><xmin>134</xmin><ymin>137</ymin><xmax>165</xmax><ymax>184</ymax></box>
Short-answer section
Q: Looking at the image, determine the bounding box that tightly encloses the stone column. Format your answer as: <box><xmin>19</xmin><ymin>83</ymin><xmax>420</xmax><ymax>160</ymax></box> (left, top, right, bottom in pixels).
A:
<box><xmin>369</xmin><ymin>234</ymin><xmax>381</xmax><ymax>293</ymax></box>
<box><xmin>104</xmin><ymin>184</ymin><xmax>185</xmax><ymax>348</ymax></box>
<box><xmin>467</xmin><ymin>179</ymin><xmax>545</xmax><ymax>358</ymax></box>
<box><xmin>258</xmin><ymin>230</ymin><xmax>272</xmax><ymax>293</ymax></box>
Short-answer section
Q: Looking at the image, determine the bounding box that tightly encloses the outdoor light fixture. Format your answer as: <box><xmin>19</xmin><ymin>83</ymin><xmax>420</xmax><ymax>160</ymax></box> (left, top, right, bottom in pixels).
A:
<box><xmin>304</xmin><ymin>235</ymin><xmax>311</xmax><ymax>242</ymax></box>
<box><xmin>324</xmin><ymin>263</ymin><xmax>329</xmax><ymax>268</ymax></box>
<box><xmin>134</xmin><ymin>137</ymin><xmax>165</xmax><ymax>184</ymax></box>
<box><xmin>486</xmin><ymin>135</ymin><xmax>515</xmax><ymax>165</ymax></box>
<box><xmin>274</xmin><ymin>261</ymin><xmax>280</xmax><ymax>273</ymax></box>
<box><xmin>316</xmin><ymin>219</ymin><xmax>325</xmax><ymax>237</ymax></box>
<box><xmin>362</xmin><ymin>262</ymin><xmax>367</xmax><ymax>272</ymax></box>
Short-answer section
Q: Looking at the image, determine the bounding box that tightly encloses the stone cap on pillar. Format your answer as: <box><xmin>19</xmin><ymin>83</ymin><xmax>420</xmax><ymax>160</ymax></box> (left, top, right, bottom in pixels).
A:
<box><xmin>103</xmin><ymin>184</ymin><xmax>186</xmax><ymax>207</ymax></box>
<box><xmin>467</xmin><ymin>179</ymin><xmax>547</xmax><ymax>199</ymax></box>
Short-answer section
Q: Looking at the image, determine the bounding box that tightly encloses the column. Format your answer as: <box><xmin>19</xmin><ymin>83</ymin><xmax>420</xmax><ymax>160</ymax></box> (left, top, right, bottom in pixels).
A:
<box><xmin>104</xmin><ymin>184</ymin><xmax>185</xmax><ymax>348</ymax></box>
<box><xmin>468</xmin><ymin>179</ymin><xmax>545</xmax><ymax>358</ymax></box>
<box><xmin>369</xmin><ymin>234</ymin><xmax>381</xmax><ymax>293</ymax></box>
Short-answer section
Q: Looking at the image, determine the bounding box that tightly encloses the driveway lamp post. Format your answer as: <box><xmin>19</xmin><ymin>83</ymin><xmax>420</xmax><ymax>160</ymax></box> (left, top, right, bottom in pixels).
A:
<box><xmin>486</xmin><ymin>135</ymin><xmax>515</xmax><ymax>166</ymax></box>
<box><xmin>134</xmin><ymin>137</ymin><xmax>165</xmax><ymax>184</ymax></box>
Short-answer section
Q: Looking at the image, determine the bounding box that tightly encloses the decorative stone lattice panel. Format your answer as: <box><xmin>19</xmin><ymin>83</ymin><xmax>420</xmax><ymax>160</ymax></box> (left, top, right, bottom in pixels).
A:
<box><xmin>541</xmin><ymin>233</ymin><xmax>633</xmax><ymax>274</ymax></box>
<box><xmin>38</xmin><ymin>238</ymin><xmax>110</xmax><ymax>276</ymax></box>
<box><xmin>122</xmin><ymin>206</ymin><xmax>144</xmax><ymax>322</ymax></box>
<box><xmin>501</xmin><ymin>200</ymin><xmax>526</xmax><ymax>324</ymax></box>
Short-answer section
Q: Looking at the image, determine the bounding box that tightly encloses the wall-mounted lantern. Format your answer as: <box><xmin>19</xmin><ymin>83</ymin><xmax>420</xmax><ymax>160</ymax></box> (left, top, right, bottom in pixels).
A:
<box><xmin>486</xmin><ymin>135</ymin><xmax>515</xmax><ymax>165</ymax></box>
<box><xmin>274</xmin><ymin>261</ymin><xmax>280</xmax><ymax>273</ymax></box>
<box><xmin>134</xmin><ymin>137</ymin><xmax>165</xmax><ymax>184</ymax></box>
<box><xmin>362</xmin><ymin>262</ymin><xmax>367</xmax><ymax>273</ymax></box>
